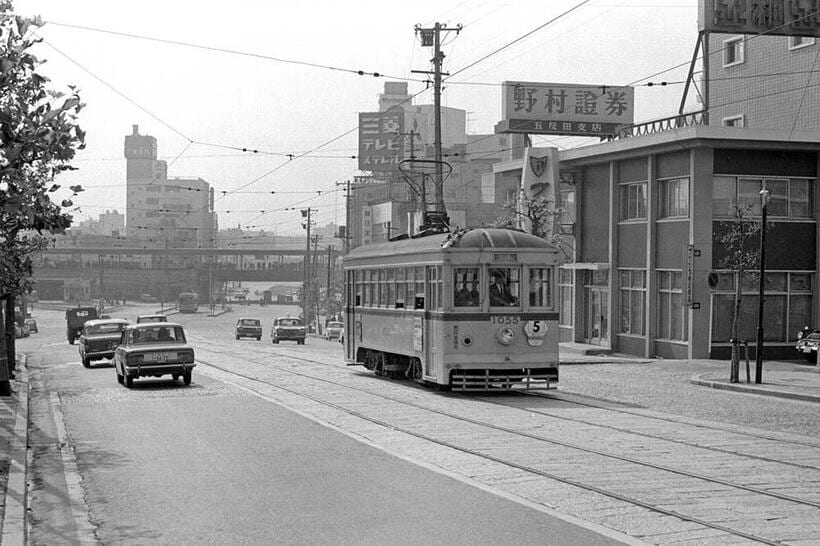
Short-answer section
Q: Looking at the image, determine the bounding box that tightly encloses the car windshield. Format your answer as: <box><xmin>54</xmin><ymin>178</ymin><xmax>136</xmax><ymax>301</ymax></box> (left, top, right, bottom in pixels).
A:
<box><xmin>86</xmin><ymin>323</ymin><xmax>126</xmax><ymax>335</ymax></box>
<box><xmin>138</xmin><ymin>316</ymin><xmax>166</xmax><ymax>323</ymax></box>
<box><xmin>277</xmin><ymin>319</ymin><xmax>300</xmax><ymax>326</ymax></box>
<box><xmin>129</xmin><ymin>326</ymin><xmax>186</xmax><ymax>344</ymax></box>
<box><xmin>806</xmin><ymin>333</ymin><xmax>820</xmax><ymax>342</ymax></box>
<box><xmin>328</xmin><ymin>322</ymin><xmax>343</xmax><ymax>329</ymax></box>
<box><xmin>240</xmin><ymin>319</ymin><xmax>260</xmax><ymax>326</ymax></box>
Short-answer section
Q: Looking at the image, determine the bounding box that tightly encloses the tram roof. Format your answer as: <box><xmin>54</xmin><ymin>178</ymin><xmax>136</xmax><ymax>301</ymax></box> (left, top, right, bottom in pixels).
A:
<box><xmin>344</xmin><ymin>228</ymin><xmax>558</xmax><ymax>262</ymax></box>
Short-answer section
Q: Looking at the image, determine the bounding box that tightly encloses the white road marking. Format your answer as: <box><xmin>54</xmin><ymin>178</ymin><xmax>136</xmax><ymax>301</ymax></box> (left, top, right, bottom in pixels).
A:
<box><xmin>49</xmin><ymin>392</ymin><xmax>98</xmax><ymax>543</ymax></box>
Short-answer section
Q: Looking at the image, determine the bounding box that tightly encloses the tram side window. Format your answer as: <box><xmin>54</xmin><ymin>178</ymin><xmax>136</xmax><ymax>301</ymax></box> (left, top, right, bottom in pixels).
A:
<box><xmin>414</xmin><ymin>266</ymin><xmax>425</xmax><ymax>309</ymax></box>
<box><xmin>427</xmin><ymin>266</ymin><xmax>443</xmax><ymax>310</ymax></box>
<box><xmin>396</xmin><ymin>268</ymin><xmax>406</xmax><ymax>308</ymax></box>
<box><xmin>353</xmin><ymin>271</ymin><xmax>361</xmax><ymax>306</ymax></box>
<box><xmin>489</xmin><ymin>267</ymin><xmax>520</xmax><ymax>307</ymax></box>
<box><xmin>387</xmin><ymin>268</ymin><xmax>396</xmax><ymax>308</ymax></box>
<box><xmin>454</xmin><ymin>267</ymin><xmax>480</xmax><ymax>307</ymax></box>
<box><xmin>529</xmin><ymin>267</ymin><xmax>553</xmax><ymax>308</ymax></box>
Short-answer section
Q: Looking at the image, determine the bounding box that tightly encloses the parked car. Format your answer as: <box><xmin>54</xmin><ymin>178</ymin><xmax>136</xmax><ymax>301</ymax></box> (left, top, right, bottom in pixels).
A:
<box><xmin>14</xmin><ymin>323</ymin><xmax>30</xmax><ymax>339</ymax></box>
<box><xmin>24</xmin><ymin>318</ymin><xmax>38</xmax><ymax>334</ymax></box>
<box><xmin>235</xmin><ymin>318</ymin><xmax>262</xmax><ymax>340</ymax></box>
<box><xmin>113</xmin><ymin>323</ymin><xmax>196</xmax><ymax>388</ymax></box>
<box><xmin>65</xmin><ymin>307</ymin><xmax>99</xmax><ymax>344</ymax></box>
<box><xmin>271</xmin><ymin>316</ymin><xmax>306</xmax><ymax>345</ymax></box>
<box><xmin>325</xmin><ymin>321</ymin><xmax>344</xmax><ymax>341</ymax></box>
<box><xmin>78</xmin><ymin>318</ymin><xmax>130</xmax><ymax>368</ymax></box>
<box><xmin>795</xmin><ymin>330</ymin><xmax>820</xmax><ymax>363</ymax></box>
<box><xmin>136</xmin><ymin>314</ymin><xmax>168</xmax><ymax>324</ymax></box>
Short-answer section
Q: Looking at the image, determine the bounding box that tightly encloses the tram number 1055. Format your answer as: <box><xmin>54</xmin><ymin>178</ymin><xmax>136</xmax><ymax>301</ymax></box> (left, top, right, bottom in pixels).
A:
<box><xmin>490</xmin><ymin>316</ymin><xmax>520</xmax><ymax>325</ymax></box>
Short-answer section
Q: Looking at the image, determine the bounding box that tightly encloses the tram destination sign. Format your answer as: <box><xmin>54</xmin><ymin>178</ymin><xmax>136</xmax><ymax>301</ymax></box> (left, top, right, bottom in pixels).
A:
<box><xmin>699</xmin><ymin>0</ymin><xmax>820</xmax><ymax>37</ymax></box>
<box><xmin>497</xmin><ymin>81</ymin><xmax>634</xmax><ymax>137</ymax></box>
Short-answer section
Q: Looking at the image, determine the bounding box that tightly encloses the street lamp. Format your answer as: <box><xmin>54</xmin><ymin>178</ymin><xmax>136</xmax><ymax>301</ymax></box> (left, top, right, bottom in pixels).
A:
<box><xmin>755</xmin><ymin>186</ymin><xmax>770</xmax><ymax>384</ymax></box>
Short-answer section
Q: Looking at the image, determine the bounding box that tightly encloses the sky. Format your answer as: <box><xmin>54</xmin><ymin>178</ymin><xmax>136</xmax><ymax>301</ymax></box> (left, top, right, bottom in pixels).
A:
<box><xmin>13</xmin><ymin>0</ymin><xmax>701</xmax><ymax>237</ymax></box>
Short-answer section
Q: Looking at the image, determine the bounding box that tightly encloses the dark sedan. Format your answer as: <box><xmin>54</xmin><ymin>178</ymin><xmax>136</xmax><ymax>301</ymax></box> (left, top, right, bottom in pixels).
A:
<box><xmin>113</xmin><ymin>323</ymin><xmax>196</xmax><ymax>388</ymax></box>
<box><xmin>78</xmin><ymin>319</ymin><xmax>130</xmax><ymax>368</ymax></box>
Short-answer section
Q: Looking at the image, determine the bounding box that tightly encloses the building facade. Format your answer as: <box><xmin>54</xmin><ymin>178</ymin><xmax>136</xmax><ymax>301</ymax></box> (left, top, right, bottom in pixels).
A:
<box><xmin>547</xmin><ymin>126</ymin><xmax>819</xmax><ymax>360</ymax></box>
<box><xmin>708</xmin><ymin>32</ymin><xmax>820</xmax><ymax>129</ymax></box>
<box><xmin>123</xmin><ymin>125</ymin><xmax>217</xmax><ymax>249</ymax></box>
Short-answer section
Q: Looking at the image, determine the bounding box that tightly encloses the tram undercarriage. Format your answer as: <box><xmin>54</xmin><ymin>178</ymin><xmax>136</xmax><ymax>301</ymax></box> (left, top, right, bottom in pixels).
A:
<box><xmin>354</xmin><ymin>348</ymin><xmax>557</xmax><ymax>392</ymax></box>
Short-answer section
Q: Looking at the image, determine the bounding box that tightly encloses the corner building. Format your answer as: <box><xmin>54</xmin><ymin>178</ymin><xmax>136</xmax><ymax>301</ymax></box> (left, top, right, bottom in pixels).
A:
<box><xmin>556</xmin><ymin>126</ymin><xmax>820</xmax><ymax>360</ymax></box>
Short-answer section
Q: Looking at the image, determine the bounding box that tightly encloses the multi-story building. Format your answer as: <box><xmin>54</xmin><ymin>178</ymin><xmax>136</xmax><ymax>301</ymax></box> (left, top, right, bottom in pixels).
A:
<box><xmin>123</xmin><ymin>125</ymin><xmax>217</xmax><ymax>249</ymax></box>
<box><xmin>707</xmin><ymin>31</ymin><xmax>820</xmax><ymax>129</ymax></box>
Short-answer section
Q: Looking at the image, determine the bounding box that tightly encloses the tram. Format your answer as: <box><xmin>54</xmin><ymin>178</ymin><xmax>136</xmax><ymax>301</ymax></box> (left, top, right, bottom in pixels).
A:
<box><xmin>342</xmin><ymin>228</ymin><xmax>560</xmax><ymax>391</ymax></box>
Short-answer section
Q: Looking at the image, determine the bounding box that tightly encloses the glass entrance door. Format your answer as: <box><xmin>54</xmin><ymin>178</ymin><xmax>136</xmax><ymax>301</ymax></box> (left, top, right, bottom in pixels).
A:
<box><xmin>587</xmin><ymin>287</ymin><xmax>609</xmax><ymax>346</ymax></box>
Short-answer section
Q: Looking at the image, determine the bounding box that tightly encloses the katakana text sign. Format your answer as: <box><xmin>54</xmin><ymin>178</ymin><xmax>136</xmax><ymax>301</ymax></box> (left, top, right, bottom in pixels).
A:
<box><xmin>358</xmin><ymin>111</ymin><xmax>404</xmax><ymax>172</ymax></box>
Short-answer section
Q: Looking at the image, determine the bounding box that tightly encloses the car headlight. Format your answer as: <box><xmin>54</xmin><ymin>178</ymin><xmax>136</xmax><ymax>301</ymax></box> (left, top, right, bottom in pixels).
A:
<box><xmin>496</xmin><ymin>326</ymin><xmax>516</xmax><ymax>345</ymax></box>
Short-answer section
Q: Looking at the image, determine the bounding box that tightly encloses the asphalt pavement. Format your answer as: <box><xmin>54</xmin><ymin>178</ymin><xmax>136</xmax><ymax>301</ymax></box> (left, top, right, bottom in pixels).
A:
<box><xmin>2</xmin><ymin>346</ymin><xmax>818</xmax><ymax>543</ymax></box>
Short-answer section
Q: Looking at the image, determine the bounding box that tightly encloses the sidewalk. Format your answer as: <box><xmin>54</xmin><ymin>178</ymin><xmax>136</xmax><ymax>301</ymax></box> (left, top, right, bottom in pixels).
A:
<box><xmin>690</xmin><ymin>360</ymin><xmax>820</xmax><ymax>403</ymax></box>
<box><xmin>0</xmin><ymin>356</ymin><xmax>29</xmax><ymax>544</ymax></box>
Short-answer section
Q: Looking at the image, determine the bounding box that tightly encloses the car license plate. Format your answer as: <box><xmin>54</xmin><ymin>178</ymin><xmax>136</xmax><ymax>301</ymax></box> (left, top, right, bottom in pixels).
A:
<box><xmin>151</xmin><ymin>352</ymin><xmax>172</xmax><ymax>362</ymax></box>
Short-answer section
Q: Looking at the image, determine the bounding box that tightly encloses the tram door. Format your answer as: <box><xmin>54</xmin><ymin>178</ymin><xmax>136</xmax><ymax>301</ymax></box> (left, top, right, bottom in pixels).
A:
<box><xmin>584</xmin><ymin>270</ymin><xmax>609</xmax><ymax>346</ymax></box>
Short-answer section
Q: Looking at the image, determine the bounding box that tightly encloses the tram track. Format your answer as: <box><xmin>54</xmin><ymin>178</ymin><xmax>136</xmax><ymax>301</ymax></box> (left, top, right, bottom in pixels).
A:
<box><xmin>193</xmin><ymin>339</ymin><xmax>820</xmax><ymax>544</ymax></box>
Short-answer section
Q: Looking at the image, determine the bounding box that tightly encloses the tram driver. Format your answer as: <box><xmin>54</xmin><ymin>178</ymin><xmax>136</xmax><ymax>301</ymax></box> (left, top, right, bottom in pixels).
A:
<box><xmin>489</xmin><ymin>268</ymin><xmax>517</xmax><ymax>306</ymax></box>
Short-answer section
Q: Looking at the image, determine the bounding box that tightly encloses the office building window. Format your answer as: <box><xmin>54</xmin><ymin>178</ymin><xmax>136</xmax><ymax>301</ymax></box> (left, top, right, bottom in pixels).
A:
<box><xmin>620</xmin><ymin>182</ymin><xmax>647</xmax><ymax>221</ymax></box>
<box><xmin>722</xmin><ymin>115</ymin><xmax>744</xmax><ymax>127</ymax></box>
<box><xmin>723</xmin><ymin>36</ymin><xmax>745</xmax><ymax>67</ymax></box>
<box><xmin>658</xmin><ymin>177</ymin><xmax>689</xmax><ymax>218</ymax></box>
<box><xmin>619</xmin><ymin>269</ymin><xmax>646</xmax><ymax>335</ymax></box>
<box><xmin>789</xmin><ymin>36</ymin><xmax>815</xmax><ymax>50</ymax></box>
<box><xmin>558</xmin><ymin>268</ymin><xmax>573</xmax><ymax>326</ymax></box>
<box><xmin>712</xmin><ymin>272</ymin><xmax>813</xmax><ymax>343</ymax></box>
<box><xmin>657</xmin><ymin>270</ymin><xmax>688</xmax><ymax>341</ymax></box>
<box><xmin>712</xmin><ymin>176</ymin><xmax>813</xmax><ymax>218</ymax></box>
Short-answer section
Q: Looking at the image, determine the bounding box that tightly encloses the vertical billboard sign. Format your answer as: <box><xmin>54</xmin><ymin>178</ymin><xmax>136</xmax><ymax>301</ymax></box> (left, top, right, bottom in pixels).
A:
<box><xmin>498</xmin><ymin>81</ymin><xmax>634</xmax><ymax>137</ymax></box>
<box><xmin>358</xmin><ymin>111</ymin><xmax>404</xmax><ymax>172</ymax></box>
<box><xmin>699</xmin><ymin>0</ymin><xmax>820</xmax><ymax>36</ymax></box>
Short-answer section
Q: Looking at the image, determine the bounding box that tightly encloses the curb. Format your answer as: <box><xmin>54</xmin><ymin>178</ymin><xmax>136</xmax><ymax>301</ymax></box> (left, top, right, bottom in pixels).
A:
<box><xmin>2</xmin><ymin>354</ymin><xmax>29</xmax><ymax>545</ymax></box>
<box><xmin>691</xmin><ymin>373</ymin><xmax>820</xmax><ymax>403</ymax></box>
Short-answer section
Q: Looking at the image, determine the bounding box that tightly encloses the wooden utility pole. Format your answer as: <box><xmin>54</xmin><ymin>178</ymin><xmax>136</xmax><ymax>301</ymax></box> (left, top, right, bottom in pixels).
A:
<box><xmin>413</xmin><ymin>22</ymin><xmax>461</xmax><ymax>216</ymax></box>
<box><xmin>301</xmin><ymin>208</ymin><xmax>312</xmax><ymax>326</ymax></box>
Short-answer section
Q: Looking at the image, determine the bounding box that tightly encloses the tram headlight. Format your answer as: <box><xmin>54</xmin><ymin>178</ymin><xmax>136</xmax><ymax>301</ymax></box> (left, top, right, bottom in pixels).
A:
<box><xmin>496</xmin><ymin>326</ymin><xmax>516</xmax><ymax>345</ymax></box>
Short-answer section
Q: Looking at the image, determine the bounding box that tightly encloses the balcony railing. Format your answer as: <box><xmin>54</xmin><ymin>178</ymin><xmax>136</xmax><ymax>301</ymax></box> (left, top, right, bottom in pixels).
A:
<box><xmin>610</xmin><ymin>110</ymin><xmax>708</xmax><ymax>140</ymax></box>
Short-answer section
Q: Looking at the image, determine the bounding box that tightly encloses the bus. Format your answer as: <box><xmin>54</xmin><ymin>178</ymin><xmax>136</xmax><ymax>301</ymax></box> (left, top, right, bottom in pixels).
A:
<box><xmin>178</xmin><ymin>292</ymin><xmax>199</xmax><ymax>313</ymax></box>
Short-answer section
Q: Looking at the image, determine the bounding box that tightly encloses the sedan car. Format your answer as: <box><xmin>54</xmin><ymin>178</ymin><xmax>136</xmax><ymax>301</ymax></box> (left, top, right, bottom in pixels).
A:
<box><xmin>136</xmin><ymin>314</ymin><xmax>168</xmax><ymax>324</ymax></box>
<box><xmin>795</xmin><ymin>331</ymin><xmax>820</xmax><ymax>363</ymax></box>
<box><xmin>25</xmin><ymin>318</ymin><xmax>38</xmax><ymax>334</ymax></box>
<box><xmin>325</xmin><ymin>321</ymin><xmax>343</xmax><ymax>341</ymax></box>
<box><xmin>113</xmin><ymin>323</ymin><xmax>196</xmax><ymax>388</ymax></box>
<box><xmin>235</xmin><ymin>318</ymin><xmax>262</xmax><ymax>340</ymax></box>
<box><xmin>78</xmin><ymin>318</ymin><xmax>130</xmax><ymax>368</ymax></box>
<box><xmin>271</xmin><ymin>316</ymin><xmax>306</xmax><ymax>344</ymax></box>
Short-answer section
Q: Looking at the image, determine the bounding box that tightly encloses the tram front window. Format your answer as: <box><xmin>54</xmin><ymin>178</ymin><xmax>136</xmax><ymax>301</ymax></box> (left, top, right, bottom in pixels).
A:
<box><xmin>454</xmin><ymin>267</ymin><xmax>480</xmax><ymax>307</ymax></box>
<box><xmin>489</xmin><ymin>267</ymin><xmax>520</xmax><ymax>307</ymax></box>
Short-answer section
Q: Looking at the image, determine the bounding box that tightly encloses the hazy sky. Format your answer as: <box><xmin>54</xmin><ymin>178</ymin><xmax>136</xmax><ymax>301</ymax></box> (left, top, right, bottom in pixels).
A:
<box><xmin>14</xmin><ymin>0</ymin><xmax>700</xmax><ymax>236</ymax></box>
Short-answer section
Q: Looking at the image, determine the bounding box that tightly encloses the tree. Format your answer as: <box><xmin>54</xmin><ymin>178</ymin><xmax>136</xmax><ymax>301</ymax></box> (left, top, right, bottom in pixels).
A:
<box><xmin>490</xmin><ymin>193</ymin><xmax>575</xmax><ymax>261</ymax></box>
<box><xmin>0</xmin><ymin>1</ymin><xmax>86</xmax><ymax>394</ymax></box>
<box><xmin>716</xmin><ymin>202</ymin><xmax>763</xmax><ymax>383</ymax></box>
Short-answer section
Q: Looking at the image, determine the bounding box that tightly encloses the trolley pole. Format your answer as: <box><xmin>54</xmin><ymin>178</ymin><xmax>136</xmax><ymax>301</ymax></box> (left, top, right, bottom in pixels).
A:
<box><xmin>413</xmin><ymin>22</ymin><xmax>461</xmax><ymax>215</ymax></box>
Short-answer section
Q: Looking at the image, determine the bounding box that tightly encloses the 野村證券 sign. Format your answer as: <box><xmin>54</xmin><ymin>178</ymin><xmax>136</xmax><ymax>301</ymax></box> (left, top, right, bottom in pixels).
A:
<box><xmin>497</xmin><ymin>81</ymin><xmax>634</xmax><ymax>137</ymax></box>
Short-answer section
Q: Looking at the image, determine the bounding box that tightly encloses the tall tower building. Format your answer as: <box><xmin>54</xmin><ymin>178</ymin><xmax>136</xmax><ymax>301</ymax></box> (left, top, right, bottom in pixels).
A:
<box><xmin>123</xmin><ymin>125</ymin><xmax>216</xmax><ymax>248</ymax></box>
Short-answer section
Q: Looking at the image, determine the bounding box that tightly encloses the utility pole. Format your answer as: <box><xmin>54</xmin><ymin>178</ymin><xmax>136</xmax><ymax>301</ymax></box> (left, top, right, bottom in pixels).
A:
<box><xmin>413</xmin><ymin>22</ymin><xmax>461</xmax><ymax>216</ymax></box>
<box><xmin>326</xmin><ymin>245</ymin><xmax>334</xmax><ymax>320</ymax></box>
<box><xmin>335</xmin><ymin>180</ymin><xmax>352</xmax><ymax>253</ymax></box>
<box><xmin>300</xmin><ymin>208</ymin><xmax>313</xmax><ymax>328</ymax></box>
